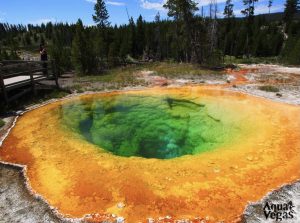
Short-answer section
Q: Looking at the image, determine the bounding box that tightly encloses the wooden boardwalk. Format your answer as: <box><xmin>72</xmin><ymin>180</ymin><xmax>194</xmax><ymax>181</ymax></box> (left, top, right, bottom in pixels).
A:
<box><xmin>0</xmin><ymin>60</ymin><xmax>59</xmax><ymax>104</ymax></box>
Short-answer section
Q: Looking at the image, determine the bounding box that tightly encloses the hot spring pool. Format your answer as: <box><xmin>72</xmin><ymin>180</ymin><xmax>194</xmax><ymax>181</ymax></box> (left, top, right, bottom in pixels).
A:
<box><xmin>1</xmin><ymin>86</ymin><xmax>299</xmax><ymax>222</ymax></box>
<box><xmin>61</xmin><ymin>94</ymin><xmax>243</xmax><ymax>159</ymax></box>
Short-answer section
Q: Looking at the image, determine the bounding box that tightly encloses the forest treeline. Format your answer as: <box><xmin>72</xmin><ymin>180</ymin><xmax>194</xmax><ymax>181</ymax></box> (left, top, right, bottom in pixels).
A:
<box><xmin>0</xmin><ymin>0</ymin><xmax>300</xmax><ymax>75</ymax></box>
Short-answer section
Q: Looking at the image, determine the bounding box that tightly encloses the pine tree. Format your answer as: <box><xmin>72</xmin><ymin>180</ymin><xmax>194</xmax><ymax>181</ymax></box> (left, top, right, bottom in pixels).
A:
<box><xmin>1</xmin><ymin>1</ymin><xmax>299</xmax><ymax>67</ymax></box>
<box><xmin>108</xmin><ymin>41</ymin><xmax>119</xmax><ymax>67</ymax></box>
<box><xmin>288</xmin><ymin>38</ymin><xmax>300</xmax><ymax>64</ymax></box>
<box><xmin>128</xmin><ymin>17</ymin><xmax>137</xmax><ymax>58</ymax></box>
<box><xmin>120</xmin><ymin>35</ymin><xmax>130</xmax><ymax>60</ymax></box>
<box><xmin>241</xmin><ymin>0</ymin><xmax>258</xmax><ymax>20</ymax></box>
<box><xmin>95</xmin><ymin>34</ymin><xmax>106</xmax><ymax>62</ymax></box>
<box><xmin>40</xmin><ymin>35</ymin><xmax>45</xmax><ymax>46</ymax></box>
<box><xmin>241</xmin><ymin>0</ymin><xmax>258</xmax><ymax>58</ymax></box>
<box><xmin>93</xmin><ymin>0</ymin><xmax>110</xmax><ymax>28</ymax></box>
<box><xmin>164</xmin><ymin>0</ymin><xmax>198</xmax><ymax>62</ymax></box>
<box><xmin>268</xmin><ymin>0</ymin><xmax>273</xmax><ymax>14</ymax></box>
<box><xmin>45</xmin><ymin>22</ymin><xmax>53</xmax><ymax>39</ymax></box>
<box><xmin>136</xmin><ymin>15</ymin><xmax>145</xmax><ymax>57</ymax></box>
<box><xmin>284</xmin><ymin>0</ymin><xmax>299</xmax><ymax>24</ymax></box>
<box><xmin>164</xmin><ymin>0</ymin><xmax>198</xmax><ymax>20</ymax></box>
<box><xmin>224</xmin><ymin>0</ymin><xmax>234</xmax><ymax>19</ymax></box>
<box><xmin>71</xmin><ymin>19</ymin><xmax>92</xmax><ymax>75</ymax></box>
<box><xmin>154</xmin><ymin>12</ymin><xmax>162</xmax><ymax>60</ymax></box>
<box><xmin>223</xmin><ymin>0</ymin><xmax>235</xmax><ymax>59</ymax></box>
<box><xmin>51</xmin><ymin>33</ymin><xmax>72</xmax><ymax>76</ymax></box>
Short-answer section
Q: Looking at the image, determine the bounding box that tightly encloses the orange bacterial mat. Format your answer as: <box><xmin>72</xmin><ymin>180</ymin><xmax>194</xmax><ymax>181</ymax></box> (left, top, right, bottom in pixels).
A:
<box><xmin>0</xmin><ymin>86</ymin><xmax>299</xmax><ymax>222</ymax></box>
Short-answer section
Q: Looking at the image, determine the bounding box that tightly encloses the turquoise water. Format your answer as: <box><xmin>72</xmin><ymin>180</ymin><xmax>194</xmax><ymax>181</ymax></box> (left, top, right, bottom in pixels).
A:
<box><xmin>60</xmin><ymin>94</ymin><xmax>236</xmax><ymax>159</ymax></box>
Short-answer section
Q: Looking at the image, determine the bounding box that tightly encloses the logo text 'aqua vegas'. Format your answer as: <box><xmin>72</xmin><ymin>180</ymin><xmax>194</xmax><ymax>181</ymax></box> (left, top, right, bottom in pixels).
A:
<box><xmin>264</xmin><ymin>201</ymin><xmax>295</xmax><ymax>221</ymax></box>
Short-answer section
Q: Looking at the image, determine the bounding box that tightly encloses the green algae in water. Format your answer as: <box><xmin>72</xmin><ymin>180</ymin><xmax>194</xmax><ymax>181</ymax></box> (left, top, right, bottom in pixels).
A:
<box><xmin>61</xmin><ymin>95</ymin><xmax>238</xmax><ymax>159</ymax></box>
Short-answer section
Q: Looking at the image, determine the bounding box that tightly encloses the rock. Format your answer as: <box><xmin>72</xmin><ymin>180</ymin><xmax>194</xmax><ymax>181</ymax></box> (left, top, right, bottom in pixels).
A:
<box><xmin>117</xmin><ymin>202</ymin><xmax>125</xmax><ymax>209</ymax></box>
<box><xmin>15</xmin><ymin>110</ymin><xmax>24</xmax><ymax>116</ymax></box>
<box><xmin>213</xmin><ymin>168</ymin><xmax>220</xmax><ymax>173</ymax></box>
<box><xmin>247</xmin><ymin>156</ymin><xmax>253</xmax><ymax>161</ymax></box>
<box><xmin>147</xmin><ymin>218</ymin><xmax>155</xmax><ymax>223</ymax></box>
<box><xmin>116</xmin><ymin>216</ymin><xmax>125</xmax><ymax>223</ymax></box>
<box><xmin>225</xmin><ymin>64</ymin><xmax>237</xmax><ymax>69</ymax></box>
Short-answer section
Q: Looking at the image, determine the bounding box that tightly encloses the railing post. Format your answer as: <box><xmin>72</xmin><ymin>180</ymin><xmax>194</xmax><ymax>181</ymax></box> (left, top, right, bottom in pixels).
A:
<box><xmin>0</xmin><ymin>63</ymin><xmax>9</xmax><ymax>104</ymax></box>
<box><xmin>28</xmin><ymin>62</ymin><xmax>37</xmax><ymax>96</ymax></box>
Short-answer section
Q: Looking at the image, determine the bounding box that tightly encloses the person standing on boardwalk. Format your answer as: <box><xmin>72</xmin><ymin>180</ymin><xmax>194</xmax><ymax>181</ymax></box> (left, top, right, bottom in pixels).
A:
<box><xmin>40</xmin><ymin>44</ymin><xmax>48</xmax><ymax>61</ymax></box>
<box><xmin>40</xmin><ymin>44</ymin><xmax>48</xmax><ymax>75</ymax></box>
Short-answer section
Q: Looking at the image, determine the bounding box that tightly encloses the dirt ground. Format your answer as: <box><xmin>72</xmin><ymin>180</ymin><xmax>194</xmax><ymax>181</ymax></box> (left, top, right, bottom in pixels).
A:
<box><xmin>229</xmin><ymin>64</ymin><xmax>300</xmax><ymax>105</ymax></box>
<box><xmin>55</xmin><ymin>64</ymin><xmax>300</xmax><ymax>106</ymax></box>
<box><xmin>0</xmin><ymin>63</ymin><xmax>300</xmax><ymax>223</ymax></box>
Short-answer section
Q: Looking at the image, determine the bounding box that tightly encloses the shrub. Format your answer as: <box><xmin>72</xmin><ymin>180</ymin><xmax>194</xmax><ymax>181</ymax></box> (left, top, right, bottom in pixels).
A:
<box><xmin>258</xmin><ymin>85</ymin><xmax>280</xmax><ymax>92</ymax></box>
<box><xmin>0</xmin><ymin>119</ymin><xmax>5</xmax><ymax>128</ymax></box>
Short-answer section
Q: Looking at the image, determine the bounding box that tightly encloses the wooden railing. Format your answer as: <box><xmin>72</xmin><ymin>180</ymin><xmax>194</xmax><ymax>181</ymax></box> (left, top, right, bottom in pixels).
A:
<box><xmin>0</xmin><ymin>60</ymin><xmax>59</xmax><ymax>104</ymax></box>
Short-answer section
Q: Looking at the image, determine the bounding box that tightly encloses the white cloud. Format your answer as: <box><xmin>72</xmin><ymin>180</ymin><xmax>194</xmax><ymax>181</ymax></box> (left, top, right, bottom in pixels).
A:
<box><xmin>86</xmin><ymin>0</ymin><xmax>125</xmax><ymax>6</ymax></box>
<box><xmin>0</xmin><ymin>11</ymin><xmax>6</xmax><ymax>21</ymax></box>
<box><xmin>195</xmin><ymin>0</ymin><xmax>227</xmax><ymax>7</ymax></box>
<box><xmin>139</xmin><ymin>0</ymin><xmax>284</xmax><ymax>18</ymax></box>
<box><xmin>233</xmin><ymin>4</ymin><xmax>283</xmax><ymax>17</ymax></box>
<box><xmin>107</xmin><ymin>1</ymin><xmax>125</xmax><ymax>6</ymax></box>
<box><xmin>140</xmin><ymin>0</ymin><xmax>167</xmax><ymax>11</ymax></box>
<box><xmin>254</xmin><ymin>4</ymin><xmax>283</xmax><ymax>14</ymax></box>
<box><xmin>28</xmin><ymin>18</ymin><xmax>55</xmax><ymax>25</ymax></box>
<box><xmin>139</xmin><ymin>0</ymin><xmax>229</xmax><ymax>12</ymax></box>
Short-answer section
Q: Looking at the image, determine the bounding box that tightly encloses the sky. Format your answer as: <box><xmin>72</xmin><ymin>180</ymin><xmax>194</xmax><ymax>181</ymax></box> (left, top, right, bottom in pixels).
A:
<box><xmin>0</xmin><ymin>0</ymin><xmax>286</xmax><ymax>26</ymax></box>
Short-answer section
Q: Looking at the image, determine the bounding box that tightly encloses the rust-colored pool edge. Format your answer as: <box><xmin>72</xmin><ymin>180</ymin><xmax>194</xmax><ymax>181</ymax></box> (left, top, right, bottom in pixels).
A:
<box><xmin>0</xmin><ymin>161</ymin><xmax>85</xmax><ymax>223</ymax></box>
<box><xmin>0</xmin><ymin>85</ymin><xmax>299</xmax><ymax>223</ymax></box>
<box><xmin>0</xmin><ymin>98</ymin><xmax>85</xmax><ymax>223</ymax></box>
<box><xmin>1</xmin><ymin>158</ymin><xmax>299</xmax><ymax>223</ymax></box>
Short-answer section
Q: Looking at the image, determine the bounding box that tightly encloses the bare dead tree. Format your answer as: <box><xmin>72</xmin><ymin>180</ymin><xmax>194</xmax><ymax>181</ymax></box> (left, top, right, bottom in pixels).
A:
<box><xmin>207</xmin><ymin>0</ymin><xmax>219</xmax><ymax>65</ymax></box>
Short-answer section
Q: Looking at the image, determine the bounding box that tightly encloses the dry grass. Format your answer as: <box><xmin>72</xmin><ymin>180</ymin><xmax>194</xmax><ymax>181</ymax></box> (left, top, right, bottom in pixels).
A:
<box><xmin>75</xmin><ymin>65</ymin><xmax>145</xmax><ymax>86</ymax></box>
<box><xmin>145</xmin><ymin>62</ymin><xmax>221</xmax><ymax>78</ymax></box>
<box><xmin>0</xmin><ymin>119</ymin><xmax>5</xmax><ymax>128</ymax></box>
<box><xmin>258</xmin><ymin>85</ymin><xmax>280</xmax><ymax>92</ymax></box>
<box><xmin>74</xmin><ymin>62</ymin><xmax>221</xmax><ymax>91</ymax></box>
